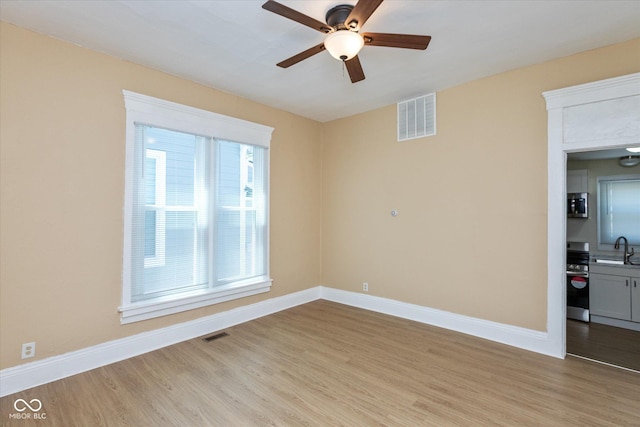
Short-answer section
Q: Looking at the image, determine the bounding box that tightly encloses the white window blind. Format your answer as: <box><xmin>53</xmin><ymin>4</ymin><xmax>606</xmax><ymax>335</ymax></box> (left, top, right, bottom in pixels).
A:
<box><xmin>598</xmin><ymin>176</ymin><xmax>640</xmax><ymax>245</ymax></box>
<box><xmin>121</xmin><ymin>91</ymin><xmax>273</xmax><ymax>323</ymax></box>
<box><xmin>215</xmin><ymin>141</ymin><xmax>268</xmax><ymax>286</ymax></box>
<box><xmin>131</xmin><ymin>126</ymin><xmax>211</xmax><ymax>302</ymax></box>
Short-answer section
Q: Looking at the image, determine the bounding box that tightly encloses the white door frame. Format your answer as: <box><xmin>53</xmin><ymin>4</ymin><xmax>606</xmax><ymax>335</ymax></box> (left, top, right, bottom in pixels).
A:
<box><xmin>543</xmin><ymin>73</ymin><xmax>640</xmax><ymax>358</ymax></box>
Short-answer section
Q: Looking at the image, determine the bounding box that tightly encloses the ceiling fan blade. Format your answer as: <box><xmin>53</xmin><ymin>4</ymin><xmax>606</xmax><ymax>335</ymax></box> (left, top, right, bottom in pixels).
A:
<box><xmin>345</xmin><ymin>0</ymin><xmax>384</xmax><ymax>30</ymax></box>
<box><xmin>262</xmin><ymin>0</ymin><xmax>331</xmax><ymax>33</ymax></box>
<box><xmin>276</xmin><ymin>43</ymin><xmax>326</xmax><ymax>68</ymax></box>
<box><xmin>345</xmin><ymin>56</ymin><xmax>365</xmax><ymax>83</ymax></box>
<box><xmin>362</xmin><ymin>32</ymin><xmax>431</xmax><ymax>50</ymax></box>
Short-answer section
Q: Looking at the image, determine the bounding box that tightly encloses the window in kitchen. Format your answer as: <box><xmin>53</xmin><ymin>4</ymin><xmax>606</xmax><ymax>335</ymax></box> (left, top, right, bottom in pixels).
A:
<box><xmin>121</xmin><ymin>91</ymin><xmax>273</xmax><ymax>324</ymax></box>
<box><xmin>597</xmin><ymin>174</ymin><xmax>640</xmax><ymax>247</ymax></box>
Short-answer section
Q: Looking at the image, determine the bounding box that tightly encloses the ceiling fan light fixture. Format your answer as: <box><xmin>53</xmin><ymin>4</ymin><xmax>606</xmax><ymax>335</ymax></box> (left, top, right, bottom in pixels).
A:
<box><xmin>619</xmin><ymin>155</ymin><xmax>640</xmax><ymax>167</ymax></box>
<box><xmin>626</xmin><ymin>147</ymin><xmax>640</xmax><ymax>153</ymax></box>
<box><xmin>324</xmin><ymin>30</ymin><xmax>364</xmax><ymax>61</ymax></box>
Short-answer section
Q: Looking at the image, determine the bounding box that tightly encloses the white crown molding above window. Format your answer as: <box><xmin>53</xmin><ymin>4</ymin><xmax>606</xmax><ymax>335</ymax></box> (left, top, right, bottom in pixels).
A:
<box><xmin>122</xmin><ymin>90</ymin><xmax>274</xmax><ymax>148</ymax></box>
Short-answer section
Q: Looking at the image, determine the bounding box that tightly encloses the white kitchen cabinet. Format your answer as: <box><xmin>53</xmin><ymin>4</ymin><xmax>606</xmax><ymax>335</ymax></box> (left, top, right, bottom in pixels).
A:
<box><xmin>590</xmin><ymin>266</ymin><xmax>640</xmax><ymax>323</ymax></box>
<box><xmin>567</xmin><ymin>169</ymin><xmax>588</xmax><ymax>193</ymax></box>
<box><xmin>632</xmin><ymin>275</ymin><xmax>640</xmax><ymax>321</ymax></box>
<box><xmin>590</xmin><ymin>273</ymin><xmax>631</xmax><ymax>320</ymax></box>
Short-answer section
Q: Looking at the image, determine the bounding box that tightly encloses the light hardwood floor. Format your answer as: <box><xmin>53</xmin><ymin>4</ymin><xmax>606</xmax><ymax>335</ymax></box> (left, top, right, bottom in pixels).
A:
<box><xmin>566</xmin><ymin>319</ymin><xmax>640</xmax><ymax>372</ymax></box>
<box><xmin>2</xmin><ymin>300</ymin><xmax>639</xmax><ymax>426</ymax></box>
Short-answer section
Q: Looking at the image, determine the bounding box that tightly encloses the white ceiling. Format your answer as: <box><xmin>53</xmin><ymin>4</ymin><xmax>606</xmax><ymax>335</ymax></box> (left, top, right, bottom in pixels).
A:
<box><xmin>1</xmin><ymin>1</ymin><xmax>639</xmax><ymax>123</ymax></box>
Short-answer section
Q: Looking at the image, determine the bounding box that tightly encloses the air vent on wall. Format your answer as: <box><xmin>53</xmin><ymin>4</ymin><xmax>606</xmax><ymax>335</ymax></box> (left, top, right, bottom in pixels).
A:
<box><xmin>397</xmin><ymin>93</ymin><xmax>436</xmax><ymax>141</ymax></box>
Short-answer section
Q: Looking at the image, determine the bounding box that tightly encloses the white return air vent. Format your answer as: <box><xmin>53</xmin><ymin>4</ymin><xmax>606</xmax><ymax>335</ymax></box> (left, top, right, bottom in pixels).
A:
<box><xmin>397</xmin><ymin>93</ymin><xmax>436</xmax><ymax>141</ymax></box>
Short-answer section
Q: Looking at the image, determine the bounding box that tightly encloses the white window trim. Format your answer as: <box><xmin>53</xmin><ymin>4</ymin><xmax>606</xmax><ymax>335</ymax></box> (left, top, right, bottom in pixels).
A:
<box><xmin>596</xmin><ymin>173</ymin><xmax>640</xmax><ymax>250</ymax></box>
<box><xmin>121</xmin><ymin>90</ymin><xmax>274</xmax><ymax>324</ymax></box>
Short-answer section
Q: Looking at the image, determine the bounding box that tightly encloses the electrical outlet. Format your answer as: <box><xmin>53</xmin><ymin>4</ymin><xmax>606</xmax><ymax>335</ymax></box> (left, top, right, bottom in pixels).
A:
<box><xmin>363</xmin><ymin>282</ymin><xmax>369</xmax><ymax>292</ymax></box>
<box><xmin>21</xmin><ymin>342</ymin><xmax>36</xmax><ymax>359</ymax></box>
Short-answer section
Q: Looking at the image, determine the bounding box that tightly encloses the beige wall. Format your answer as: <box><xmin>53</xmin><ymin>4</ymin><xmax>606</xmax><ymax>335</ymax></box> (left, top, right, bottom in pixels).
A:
<box><xmin>0</xmin><ymin>23</ymin><xmax>322</xmax><ymax>369</ymax></box>
<box><xmin>321</xmin><ymin>38</ymin><xmax>640</xmax><ymax>331</ymax></box>
<box><xmin>1</xmin><ymin>20</ymin><xmax>639</xmax><ymax>371</ymax></box>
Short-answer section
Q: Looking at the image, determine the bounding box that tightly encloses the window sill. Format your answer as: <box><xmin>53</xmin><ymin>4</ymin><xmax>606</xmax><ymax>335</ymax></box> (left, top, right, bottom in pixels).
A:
<box><xmin>119</xmin><ymin>277</ymin><xmax>272</xmax><ymax>324</ymax></box>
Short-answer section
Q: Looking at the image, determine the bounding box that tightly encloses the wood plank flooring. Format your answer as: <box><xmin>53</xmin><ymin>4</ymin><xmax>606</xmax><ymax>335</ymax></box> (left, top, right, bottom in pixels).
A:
<box><xmin>566</xmin><ymin>319</ymin><xmax>640</xmax><ymax>372</ymax></box>
<box><xmin>2</xmin><ymin>300</ymin><xmax>639</xmax><ymax>426</ymax></box>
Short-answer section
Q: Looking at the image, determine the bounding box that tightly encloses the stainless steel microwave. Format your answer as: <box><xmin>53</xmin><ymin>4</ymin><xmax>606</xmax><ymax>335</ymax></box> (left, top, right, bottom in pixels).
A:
<box><xmin>568</xmin><ymin>192</ymin><xmax>588</xmax><ymax>218</ymax></box>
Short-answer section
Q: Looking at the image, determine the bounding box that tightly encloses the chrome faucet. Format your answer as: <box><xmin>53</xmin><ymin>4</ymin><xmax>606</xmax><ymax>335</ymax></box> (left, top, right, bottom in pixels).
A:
<box><xmin>614</xmin><ymin>236</ymin><xmax>635</xmax><ymax>265</ymax></box>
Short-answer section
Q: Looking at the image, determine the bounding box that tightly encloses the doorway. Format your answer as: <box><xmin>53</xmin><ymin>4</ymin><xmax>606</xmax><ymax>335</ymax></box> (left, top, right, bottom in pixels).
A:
<box><xmin>543</xmin><ymin>72</ymin><xmax>640</xmax><ymax>363</ymax></box>
<box><xmin>565</xmin><ymin>149</ymin><xmax>640</xmax><ymax>371</ymax></box>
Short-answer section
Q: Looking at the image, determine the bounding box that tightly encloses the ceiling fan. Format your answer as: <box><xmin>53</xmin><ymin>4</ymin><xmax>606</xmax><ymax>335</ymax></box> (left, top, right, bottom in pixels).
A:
<box><xmin>262</xmin><ymin>0</ymin><xmax>431</xmax><ymax>83</ymax></box>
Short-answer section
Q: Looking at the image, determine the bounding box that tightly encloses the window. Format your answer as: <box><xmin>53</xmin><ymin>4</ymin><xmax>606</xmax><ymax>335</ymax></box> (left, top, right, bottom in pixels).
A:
<box><xmin>597</xmin><ymin>174</ymin><xmax>640</xmax><ymax>247</ymax></box>
<box><xmin>144</xmin><ymin>148</ymin><xmax>166</xmax><ymax>268</ymax></box>
<box><xmin>121</xmin><ymin>91</ymin><xmax>273</xmax><ymax>323</ymax></box>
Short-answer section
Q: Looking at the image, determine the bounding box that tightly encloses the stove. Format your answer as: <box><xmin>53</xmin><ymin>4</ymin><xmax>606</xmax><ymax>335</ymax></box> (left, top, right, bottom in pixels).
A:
<box><xmin>567</xmin><ymin>241</ymin><xmax>590</xmax><ymax>322</ymax></box>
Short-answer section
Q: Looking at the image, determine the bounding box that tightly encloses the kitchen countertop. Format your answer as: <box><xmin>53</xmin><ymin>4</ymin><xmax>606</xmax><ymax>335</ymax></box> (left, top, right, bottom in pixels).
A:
<box><xmin>590</xmin><ymin>254</ymin><xmax>640</xmax><ymax>271</ymax></box>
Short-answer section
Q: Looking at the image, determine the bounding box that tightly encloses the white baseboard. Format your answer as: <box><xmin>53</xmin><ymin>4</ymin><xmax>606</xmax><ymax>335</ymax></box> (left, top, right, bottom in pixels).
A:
<box><xmin>319</xmin><ymin>287</ymin><xmax>555</xmax><ymax>357</ymax></box>
<box><xmin>1</xmin><ymin>286</ymin><xmax>556</xmax><ymax>397</ymax></box>
<box><xmin>0</xmin><ymin>287</ymin><xmax>321</xmax><ymax>397</ymax></box>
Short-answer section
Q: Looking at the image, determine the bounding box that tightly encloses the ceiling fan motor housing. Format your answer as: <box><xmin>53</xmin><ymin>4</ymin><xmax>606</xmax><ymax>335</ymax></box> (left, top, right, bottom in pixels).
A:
<box><xmin>326</xmin><ymin>5</ymin><xmax>355</xmax><ymax>29</ymax></box>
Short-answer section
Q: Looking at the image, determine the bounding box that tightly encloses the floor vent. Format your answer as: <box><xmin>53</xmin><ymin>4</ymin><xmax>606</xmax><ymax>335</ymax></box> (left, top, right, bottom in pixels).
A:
<box><xmin>202</xmin><ymin>332</ymin><xmax>229</xmax><ymax>342</ymax></box>
<box><xmin>397</xmin><ymin>93</ymin><xmax>436</xmax><ymax>141</ymax></box>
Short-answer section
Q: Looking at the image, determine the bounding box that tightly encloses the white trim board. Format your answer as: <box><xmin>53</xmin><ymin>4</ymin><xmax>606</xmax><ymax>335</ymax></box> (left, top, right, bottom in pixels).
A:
<box><xmin>0</xmin><ymin>288</ymin><xmax>320</xmax><ymax>398</ymax></box>
<box><xmin>319</xmin><ymin>287</ymin><xmax>551</xmax><ymax>356</ymax></box>
<box><xmin>1</xmin><ymin>287</ymin><xmax>554</xmax><ymax>397</ymax></box>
